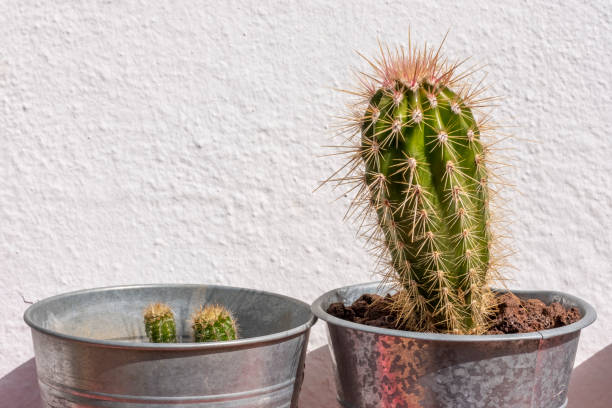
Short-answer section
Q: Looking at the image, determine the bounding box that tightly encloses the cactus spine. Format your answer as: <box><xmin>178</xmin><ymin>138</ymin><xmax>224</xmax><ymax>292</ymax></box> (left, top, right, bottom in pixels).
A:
<box><xmin>192</xmin><ymin>305</ymin><xmax>238</xmax><ymax>342</ymax></box>
<box><xmin>329</xmin><ymin>39</ymin><xmax>505</xmax><ymax>334</ymax></box>
<box><xmin>143</xmin><ymin>303</ymin><xmax>177</xmax><ymax>343</ymax></box>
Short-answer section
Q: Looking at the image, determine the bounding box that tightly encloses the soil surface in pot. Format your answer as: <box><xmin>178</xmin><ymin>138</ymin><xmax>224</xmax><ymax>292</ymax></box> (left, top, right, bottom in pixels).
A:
<box><xmin>326</xmin><ymin>292</ymin><xmax>581</xmax><ymax>334</ymax></box>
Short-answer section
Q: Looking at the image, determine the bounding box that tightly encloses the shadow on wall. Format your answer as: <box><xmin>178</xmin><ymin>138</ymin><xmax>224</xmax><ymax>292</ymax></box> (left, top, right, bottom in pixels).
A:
<box><xmin>1</xmin><ymin>344</ymin><xmax>611</xmax><ymax>407</ymax></box>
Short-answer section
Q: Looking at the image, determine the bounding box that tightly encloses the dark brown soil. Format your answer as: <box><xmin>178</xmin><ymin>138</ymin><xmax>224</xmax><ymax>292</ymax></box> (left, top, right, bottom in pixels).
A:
<box><xmin>326</xmin><ymin>292</ymin><xmax>581</xmax><ymax>334</ymax></box>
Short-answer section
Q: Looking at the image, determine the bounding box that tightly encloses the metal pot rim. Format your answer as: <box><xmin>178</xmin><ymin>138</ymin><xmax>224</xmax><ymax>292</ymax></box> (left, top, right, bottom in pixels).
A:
<box><xmin>24</xmin><ymin>283</ymin><xmax>317</xmax><ymax>350</ymax></box>
<box><xmin>311</xmin><ymin>281</ymin><xmax>597</xmax><ymax>342</ymax></box>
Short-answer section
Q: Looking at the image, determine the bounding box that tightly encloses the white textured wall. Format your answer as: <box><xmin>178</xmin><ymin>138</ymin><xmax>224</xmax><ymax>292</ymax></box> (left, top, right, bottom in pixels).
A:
<box><xmin>1</xmin><ymin>1</ymin><xmax>611</xmax><ymax>378</ymax></box>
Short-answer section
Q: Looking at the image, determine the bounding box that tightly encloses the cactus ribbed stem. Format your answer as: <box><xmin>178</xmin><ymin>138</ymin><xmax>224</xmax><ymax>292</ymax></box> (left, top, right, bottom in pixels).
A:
<box><xmin>364</xmin><ymin>83</ymin><xmax>489</xmax><ymax>333</ymax></box>
<box><xmin>192</xmin><ymin>305</ymin><xmax>238</xmax><ymax>342</ymax></box>
<box><xmin>144</xmin><ymin>303</ymin><xmax>177</xmax><ymax>343</ymax></box>
<box><xmin>328</xmin><ymin>39</ymin><xmax>503</xmax><ymax>334</ymax></box>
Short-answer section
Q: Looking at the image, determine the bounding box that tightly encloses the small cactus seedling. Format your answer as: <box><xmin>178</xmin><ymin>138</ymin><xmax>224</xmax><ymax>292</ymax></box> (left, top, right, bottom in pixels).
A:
<box><xmin>326</xmin><ymin>36</ymin><xmax>509</xmax><ymax>334</ymax></box>
<box><xmin>192</xmin><ymin>305</ymin><xmax>238</xmax><ymax>342</ymax></box>
<box><xmin>143</xmin><ymin>303</ymin><xmax>177</xmax><ymax>343</ymax></box>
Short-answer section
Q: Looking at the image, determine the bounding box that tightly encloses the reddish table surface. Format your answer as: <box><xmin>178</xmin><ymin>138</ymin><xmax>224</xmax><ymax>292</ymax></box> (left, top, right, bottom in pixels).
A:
<box><xmin>2</xmin><ymin>344</ymin><xmax>610</xmax><ymax>407</ymax></box>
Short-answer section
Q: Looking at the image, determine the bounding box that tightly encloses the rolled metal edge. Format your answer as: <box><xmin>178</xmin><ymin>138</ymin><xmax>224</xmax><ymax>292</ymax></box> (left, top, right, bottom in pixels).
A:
<box><xmin>24</xmin><ymin>283</ymin><xmax>317</xmax><ymax>350</ymax></box>
<box><xmin>311</xmin><ymin>281</ymin><xmax>597</xmax><ymax>341</ymax></box>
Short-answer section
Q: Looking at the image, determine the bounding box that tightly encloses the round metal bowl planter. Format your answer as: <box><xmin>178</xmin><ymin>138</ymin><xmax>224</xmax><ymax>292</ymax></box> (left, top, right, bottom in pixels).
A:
<box><xmin>24</xmin><ymin>284</ymin><xmax>316</xmax><ymax>408</ymax></box>
<box><xmin>311</xmin><ymin>282</ymin><xmax>596</xmax><ymax>408</ymax></box>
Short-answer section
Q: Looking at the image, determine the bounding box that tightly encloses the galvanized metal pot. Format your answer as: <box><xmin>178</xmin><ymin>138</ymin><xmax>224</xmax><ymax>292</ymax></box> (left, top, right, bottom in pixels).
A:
<box><xmin>24</xmin><ymin>284</ymin><xmax>316</xmax><ymax>408</ymax></box>
<box><xmin>311</xmin><ymin>282</ymin><xmax>596</xmax><ymax>408</ymax></box>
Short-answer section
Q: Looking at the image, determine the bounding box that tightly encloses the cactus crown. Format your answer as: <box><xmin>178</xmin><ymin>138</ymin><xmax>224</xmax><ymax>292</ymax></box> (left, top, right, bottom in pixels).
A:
<box><xmin>192</xmin><ymin>305</ymin><xmax>238</xmax><ymax>342</ymax></box>
<box><xmin>143</xmin><ymin>303</ymin><xmax>177</xmax><ymax>343</ymax></box>
<box><xmin>144</xmin><ymin>302</ymin><xmax>173</xmax><ymax>319</ymax></box>
<box><xmin>327</xmin><ymin>37</ymin><xmax>508</xmax><ymax>334</ymax></box>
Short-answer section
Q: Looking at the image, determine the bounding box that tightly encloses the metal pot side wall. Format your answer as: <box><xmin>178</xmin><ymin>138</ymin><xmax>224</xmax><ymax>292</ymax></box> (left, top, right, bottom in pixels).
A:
<box><xmin>327</xmin><ymin>325</ymin><xmax>577</xmax><ymax>408</ymax></box>
<box><xmin>33</xmin><ymin>330</ymin><xmax>310</xmax><ymax>407</ymax></box>
<box><xmin>25</xmin><ymin>284</ymin><xmax>315</xmax><ymax>408</ymax></box>
<box><xmin>313</xmin><ymin>282</ymin><xmax>596</xmax><ymax>408</ymax></box>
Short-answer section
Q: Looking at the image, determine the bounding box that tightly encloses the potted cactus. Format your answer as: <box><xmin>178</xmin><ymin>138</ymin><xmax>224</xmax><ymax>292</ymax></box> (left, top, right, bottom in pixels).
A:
<box><xmin>312</xmin><ymin>36</ymin><xmax>596</xmax><ymax>407</ymax></box>
<box><xmin>24</xmin><ymin>284</ymin><xmax>315</xmax><ymax>407</ymax></box>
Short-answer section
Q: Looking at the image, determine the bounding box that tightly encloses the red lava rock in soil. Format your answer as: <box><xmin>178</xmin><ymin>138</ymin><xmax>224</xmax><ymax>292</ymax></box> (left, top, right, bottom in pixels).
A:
<box><xmin>487</xmin><ymin>292</ymin><xmax>581</xmax><ymax>334</ymax></box>
<box><xmin>327</xmin><ymin>291</ymin><xmax>581</xmax><ymax>335</ymax></box>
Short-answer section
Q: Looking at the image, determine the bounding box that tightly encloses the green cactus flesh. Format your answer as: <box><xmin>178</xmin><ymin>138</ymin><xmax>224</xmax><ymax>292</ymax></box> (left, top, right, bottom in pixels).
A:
<box><xmin>192</xmin><ymin>305</ymin><xmax>238</xmax><ymax>342</ymax></box>
<box><xmin>143</xmin><ymin>303</ymin><xmax>177</xmax><ymax>343</ymax></box>
<box><xmin>362</xmin><ymin>82</ymin><xmax>491</xmax><ymax>333</ymax></box>
<box><xmin>334</xmin><ymin>42</ymin><xmax>500</xmax><ymax>334</ymax></box>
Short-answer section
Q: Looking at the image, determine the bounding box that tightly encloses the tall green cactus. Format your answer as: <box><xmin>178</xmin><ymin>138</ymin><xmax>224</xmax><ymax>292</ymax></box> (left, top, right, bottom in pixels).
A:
<box><xmin>192</xmin><ymin>305</ymin><xmax>238</xmax><ymax>342</ymax></box>
<box><xmin>330</xmin><ymin>39</ymin><xmax>504</xmax><ymax>334</ymax></box>
<box><xmin>143</xmin><ymin>303</ymin><xmax>177</xmax><ymax>343</ymax></box>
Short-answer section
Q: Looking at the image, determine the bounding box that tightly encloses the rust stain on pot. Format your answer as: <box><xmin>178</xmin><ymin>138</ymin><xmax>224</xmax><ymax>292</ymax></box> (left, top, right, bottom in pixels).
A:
<box><xmin>376</xmin><ymin>336</ymin><xmax>428</xmax><ymax>408</ymax></box>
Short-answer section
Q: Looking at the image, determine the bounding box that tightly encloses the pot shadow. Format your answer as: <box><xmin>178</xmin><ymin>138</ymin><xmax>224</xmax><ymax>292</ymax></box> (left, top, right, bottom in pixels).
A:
<box><xmin>299</xmin><ymin>345</ymin><xmax>338</xmax><ymax>407</ymax></box>
<box><xmin>0</xmin><ymin>358</ymin><xmax>42</xmax><ymax>407</ymax></box>
<box><xmin>567</xmin><ymin>343</ymin><xmax>612</xmax><ymax>408</ymax></box>
<box><xmin>2</xmin><ymin>343</ymin><xmax>609</xmax><ymax>407</ymax></box>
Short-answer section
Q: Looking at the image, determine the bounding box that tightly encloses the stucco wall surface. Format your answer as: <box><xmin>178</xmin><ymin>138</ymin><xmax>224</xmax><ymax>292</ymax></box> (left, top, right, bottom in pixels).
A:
<box><xmin>1</xmin><ymin>0</ymin><xmax>611</xmax><ymax>378</ymax></box>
